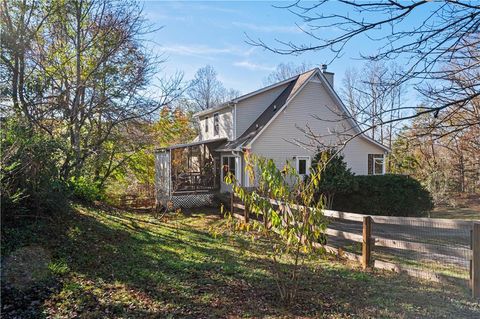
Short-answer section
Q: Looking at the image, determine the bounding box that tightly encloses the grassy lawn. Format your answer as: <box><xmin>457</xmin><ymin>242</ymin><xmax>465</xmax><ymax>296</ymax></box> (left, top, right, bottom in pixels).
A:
<box><xmin>2</xmin><ymin>204</ymin><xmax>479</xmax><ymax>318</ymax></box>
<box><xmin>431</xmin><ymin>195</ymin><xmax>480</xmax><ymax>220</ymax></box>
<box><xmin>432</xmin><ymin>206</ymin><xmax>480</xmax><ymax>220</ymax></box>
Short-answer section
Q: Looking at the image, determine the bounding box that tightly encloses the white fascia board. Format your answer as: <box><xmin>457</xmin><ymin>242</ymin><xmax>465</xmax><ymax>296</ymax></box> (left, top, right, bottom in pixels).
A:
<box><xmin>230</xmin><ymin>75</ymin><xmax>299</xmax><ymax>103</ymax></box>
<box><xmin>193</xmin><ymin>103</ymin><xmax>232</xmax><ymax>118</ymax></box>
<box><xmin>193</xmin><ymin>74</ymin><xmax>300</xmax><ymax>118</ymax></box>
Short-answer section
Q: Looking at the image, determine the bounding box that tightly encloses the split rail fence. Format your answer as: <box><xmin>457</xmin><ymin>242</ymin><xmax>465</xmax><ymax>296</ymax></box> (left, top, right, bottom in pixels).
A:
<box><xmin>228</xmin><ymin>193</ymin><xmax>480</xmax><ymax>299</ymax></box>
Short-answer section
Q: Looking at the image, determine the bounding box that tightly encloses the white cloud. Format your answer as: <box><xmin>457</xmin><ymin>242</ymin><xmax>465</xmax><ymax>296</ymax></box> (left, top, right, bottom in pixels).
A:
<box><xmin>162</xmin><ymin>44</ymin><xmax>234</xmax><ymax>56</ymax></box>
<box><xmin>159</xmin><ymin>44</ymin><xmax>256</xmax><ymax>58</ymax></box>
<box><xmin>234</xmin><ymin>60</ymin><xmax>275</xmax><ymax>71</ymax></box>
<box><xmin>145</xmin><ymin>12</ymin><xmax>189</xmax><ymax>22</ymax></box>
<box><xmin>232</xmin><ymin>22</ymin><xmax>303</xmax><ymax>34</ymax></box>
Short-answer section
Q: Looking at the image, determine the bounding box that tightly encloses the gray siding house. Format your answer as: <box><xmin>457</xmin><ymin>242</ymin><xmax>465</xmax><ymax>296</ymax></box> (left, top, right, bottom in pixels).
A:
<box><xmin>155</xmin><ymin>68</ymin><xmax>389</xmax><ymax>207</ymax></box>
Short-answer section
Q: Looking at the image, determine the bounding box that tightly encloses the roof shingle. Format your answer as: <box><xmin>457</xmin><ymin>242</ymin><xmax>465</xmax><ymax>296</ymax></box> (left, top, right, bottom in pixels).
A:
<box><xmin>216</xmin><ymin>69</ymin><xmax>317</xmax><ymax>151</ymax></box>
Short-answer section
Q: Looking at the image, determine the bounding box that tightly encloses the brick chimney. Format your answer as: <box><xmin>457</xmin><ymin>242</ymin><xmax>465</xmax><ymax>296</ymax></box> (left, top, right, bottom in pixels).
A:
<box><xmin>321</xmin><ymin>64</ymin><xmax>334</xmax><ymax>88</ymax></box>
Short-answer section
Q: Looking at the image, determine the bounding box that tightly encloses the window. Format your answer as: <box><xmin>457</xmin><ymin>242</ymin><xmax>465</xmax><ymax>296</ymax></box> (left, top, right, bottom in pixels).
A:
<box><xmin>205</xmin><ymin>116</ymin><xmax>208</xmax><ymax>132</ymax></box>
<box><xmin>222</xmin><ymin>156</ymin><xmax>237</xmax><ymax>180</ymax></box>
<box><xmin>214</xmin><ymin>113</ymin><xmax>219</xmax><ymax>135</ymax></box>
<box><xmin>295</xmin><ymin>156</ymin><xmax>310</xmax><ymax>176</ymax></box>
<box><xmin>368</xmin><ymin>154</ymin><xmax>384</xmax><ymax>175</ymax></box>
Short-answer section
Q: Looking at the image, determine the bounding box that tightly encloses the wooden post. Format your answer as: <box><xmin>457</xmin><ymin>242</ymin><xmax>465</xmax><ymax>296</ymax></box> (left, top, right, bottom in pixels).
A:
<box><xmin>362</xmin><ymin>216</ymin><xmax>372</xmax><ymax>270</ymax></box>
<box><xmin>244</xmin><ymin>201</ymin><xmax>249</xmax><ymax>223</ymax></box>
<box><xmin>472</xmin><ymin>223</ymin><xmax>480</xmax><ymax>299</ymax></box>
<box><xmin>230</xmin><ymin>192</ymin><xmax>234</xmax><ymax>214</ymax></box>
<box><xmin>264</xmin><ymin>209</ymin><xmax>268</xmax><ymax>229</ymax></box>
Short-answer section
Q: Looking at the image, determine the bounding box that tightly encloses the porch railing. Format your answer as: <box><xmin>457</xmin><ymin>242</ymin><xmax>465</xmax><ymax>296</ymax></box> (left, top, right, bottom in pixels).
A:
<box><xmin>172</xmin><ymin>171</ymin><xmax>219</xmax><ymax>194</ymax></box>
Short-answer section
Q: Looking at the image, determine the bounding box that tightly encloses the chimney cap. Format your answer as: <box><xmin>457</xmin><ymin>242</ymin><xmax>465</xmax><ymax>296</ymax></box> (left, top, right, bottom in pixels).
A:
<box><xmin>321</xmin><ymin>64</ymin><xmax>327</xmax><ymax>72</ymax></box>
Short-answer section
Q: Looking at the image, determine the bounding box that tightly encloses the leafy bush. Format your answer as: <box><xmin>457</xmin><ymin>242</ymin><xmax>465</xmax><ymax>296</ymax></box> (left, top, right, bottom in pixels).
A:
<box><xmin>68</xmin><ymin>176</ymin><xmax>104</xmax><ymax>202</ymax></box>
<box><xmin>225</xmin><ymin>153</ymin><xmax>327</xmax><ymax>304</ymax></box>
<box><xmin>1</xmin><ymin>119</ymin><xmax>68</xmax><ymax>218</ymax></box>
<box><xmin>309</xmin><ymin>149</ymin><xmax>355</xmax><ymax>208</ymax></box>
<box><xmin>333</xmin><ymin>174</ymin><xmax>433</xmax><ymax>217</ymax></box>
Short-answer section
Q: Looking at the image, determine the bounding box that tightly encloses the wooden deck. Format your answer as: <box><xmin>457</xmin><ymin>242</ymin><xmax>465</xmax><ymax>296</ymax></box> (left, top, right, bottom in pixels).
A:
<box><xmin>172</xmin><ymin>171</ymin><xmax>219</xmax><ymax>194</ymax></box>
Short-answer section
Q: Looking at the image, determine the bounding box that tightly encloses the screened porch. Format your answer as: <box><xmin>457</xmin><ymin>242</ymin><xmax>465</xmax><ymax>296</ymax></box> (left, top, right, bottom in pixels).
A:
<box><xmin>155</xmin><ymin>138</ymin><xmax>227</xmax><ymax>199</ymax></box>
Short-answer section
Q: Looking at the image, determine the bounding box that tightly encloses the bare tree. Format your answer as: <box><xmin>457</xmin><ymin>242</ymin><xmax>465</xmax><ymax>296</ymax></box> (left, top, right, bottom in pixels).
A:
<box><xmin>340</xmin><ymin>62</ymin><xmax>404</xmax><ymax>148</ymax></box>
<box><xmin>248</xmin><ymin>1</ymin><xmax>480</xmax><ymax>138</ymax></box>
<box><xmin>0</xmin><ymin>0</ymin><xmax>184</xmax><ymax>180</ymax></box>
<box><xmin>340</xmin><ymin>67</ymin><xmax>361</xmax><ymax>119</ymax></box>
<box><xmin>187</xmin><ymin>65</ymin><xmax>240</xmax><ymax>111</ymax></box>
<box><xmin>263</xmin><ymin>62</ymin><xmax>313</xmax><ymax>85</ymax></box>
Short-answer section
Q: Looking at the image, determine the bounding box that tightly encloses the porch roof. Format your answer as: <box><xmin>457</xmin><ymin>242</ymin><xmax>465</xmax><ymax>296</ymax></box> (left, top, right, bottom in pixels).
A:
<box><xmin>156</xmin><ymin>137</ymin><xmax>227</xmax><ymax>152</ymax></box>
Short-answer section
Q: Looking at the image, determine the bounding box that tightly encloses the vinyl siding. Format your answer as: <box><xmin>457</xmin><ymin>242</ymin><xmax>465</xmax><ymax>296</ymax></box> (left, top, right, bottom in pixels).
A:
<box><xmin>235</xmin><ymin>83</ymin><xmax>288</xmax><ymax>137</ymax></box>
<box><xmin>198</xmin><ymin>107</ymin><xmax>233</xmax><ymax>141</ymax></box>
<box><xmin>250</xmin><ymin>80</ymin><xmax>386</xmax><ymax>176</ymax></box>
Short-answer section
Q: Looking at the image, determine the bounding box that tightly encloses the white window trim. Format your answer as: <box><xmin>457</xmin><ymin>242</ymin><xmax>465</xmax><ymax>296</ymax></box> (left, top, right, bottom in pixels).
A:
<box><xmin>221</xmin><ymin>155</ymin><xmax>241</xmax><ymax>185</ymax></box>
<box><xmin>295</xmin><ymin>156</ymin><xmax>311</xmax><ymax>176</ymax></box>
<box><xmin>370</xmin><ymin>154</ymin><xmax>385</xmax><ymax>175</ymax></box>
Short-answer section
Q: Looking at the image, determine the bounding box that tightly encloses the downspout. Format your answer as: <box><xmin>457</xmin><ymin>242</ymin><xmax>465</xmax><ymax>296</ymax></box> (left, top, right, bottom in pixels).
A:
<box><xmin>169</xmin><ymin>148</ymin><xmax>172</xmax><ymax>198</ymax></box>
<box><xmin>241</xmin><ymin>147</ymin><xmax>249</xmax><ymax>188</ymax></box>
<box><xmin>233</xmin><ymin>102</ymin><xmax>237</xmax><ymax>140</ymax></box>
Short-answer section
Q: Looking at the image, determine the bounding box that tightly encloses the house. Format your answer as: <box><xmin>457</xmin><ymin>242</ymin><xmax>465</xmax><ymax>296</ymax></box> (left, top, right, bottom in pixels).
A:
<box><xmin>155</xmin><ymin>67</ymin><xmax>389</xmax><ymax>207</ymax></box>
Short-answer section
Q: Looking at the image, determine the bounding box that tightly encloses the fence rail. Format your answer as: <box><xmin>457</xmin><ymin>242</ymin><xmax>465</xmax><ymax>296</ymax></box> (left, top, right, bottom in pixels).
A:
<box><xmin>227</xmin><ymin>192</ymin><xmax>480</xmax><ymax>299</ymax></box>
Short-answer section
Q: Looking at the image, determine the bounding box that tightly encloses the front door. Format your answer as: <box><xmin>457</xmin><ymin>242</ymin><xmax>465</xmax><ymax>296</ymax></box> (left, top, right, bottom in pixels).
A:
<box><xmin>220</xmin><ymin>155</ymin><xmax>241</xmax><ymax>192</ymax></box>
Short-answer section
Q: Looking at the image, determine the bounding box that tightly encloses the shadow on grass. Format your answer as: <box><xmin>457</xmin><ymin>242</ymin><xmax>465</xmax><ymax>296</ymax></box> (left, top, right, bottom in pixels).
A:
<box><xmin>2</xmin><ymin>204</ymin><xmax>479</xmax><ymax>318</ymax></box>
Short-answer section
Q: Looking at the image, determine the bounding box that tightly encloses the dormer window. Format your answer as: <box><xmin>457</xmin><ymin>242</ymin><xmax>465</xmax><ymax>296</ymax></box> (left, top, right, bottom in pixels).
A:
<box><xmin>214</xmin><ymin>113</ymin><xmax>219</xmax><ymax>135</ymax></box>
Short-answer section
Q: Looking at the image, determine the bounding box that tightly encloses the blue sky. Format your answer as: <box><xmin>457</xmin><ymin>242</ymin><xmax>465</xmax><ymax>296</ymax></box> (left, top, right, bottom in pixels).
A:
<box><xmin>142</xmin><ymin>1</ymin><xmax>369</xmax><ymax>93</ymax></box>
<box><xmin>142</xmin><ymin>1</ymin><xmax>433</xmax><ymax>100</ymax></box>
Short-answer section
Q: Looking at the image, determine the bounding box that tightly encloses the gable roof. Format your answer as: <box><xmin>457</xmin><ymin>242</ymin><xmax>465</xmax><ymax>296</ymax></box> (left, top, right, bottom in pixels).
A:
<box><xmin>214</xmin><ymin>67</ymin><xmax>390</xmax><ymax>152</ymax></box>
<box><xmin>193</xmin><ymin>71</ymin><xmax>308</xmax><ymax>118</ymax></box>
<box><xmin>216</xmin><ymin>69</ymin><xmax>317</xmax><ymax>151</ymax></box>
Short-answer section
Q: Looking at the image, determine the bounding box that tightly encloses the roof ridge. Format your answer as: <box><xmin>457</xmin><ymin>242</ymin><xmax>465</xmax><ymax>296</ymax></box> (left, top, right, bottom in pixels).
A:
<box><xmin>194</xmin><ymin>68</ymin><xmax>321</xmax><ymax>117</ymax></box>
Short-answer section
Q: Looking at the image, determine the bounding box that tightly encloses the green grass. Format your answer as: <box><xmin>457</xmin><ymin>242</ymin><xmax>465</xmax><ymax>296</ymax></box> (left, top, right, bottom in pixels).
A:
<box><xmin>339</xmin><ymin>242</ymin><xmax>469</xmax><ymax>280</ymax></box>
<box><xmin>2</xmin><ymin>204</ymin><xmax>479</xmax><ymax>318</ymax></box>
<box><xmin>431</xmin><ymin>206</ymin><xmax>480</xmax><ymax>220</ymax></box>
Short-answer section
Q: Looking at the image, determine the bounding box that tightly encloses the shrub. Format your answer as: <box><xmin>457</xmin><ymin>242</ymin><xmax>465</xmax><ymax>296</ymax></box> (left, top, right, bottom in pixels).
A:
<box><xmin>68</xmin><ymin>176</ymin><xmax>104</xmax><ymax>202</ymax></box>
<box><xmin>225</xmin><ymin>153</ymin><xmax>327</xmax><ymax>304</ymax></box>
<box><xmin>309</xmin><ymin>149</ymin><xmax>355</xmax><ymax>208</ymax></box>
<box><xmin>333</xmin><ymin>174</ymin><xmax>433</xmax><ymax>217</ymax></box>
<box><xmin>1</xmin><ymin>119</ymin><xmax>68</xmax><ymax>218</ymax></box>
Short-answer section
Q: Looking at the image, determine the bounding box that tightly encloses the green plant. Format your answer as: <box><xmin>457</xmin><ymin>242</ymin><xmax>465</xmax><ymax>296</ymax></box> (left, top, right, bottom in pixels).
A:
<box><xmin>1</xmin><ymin>118</ymin><xmax>68</xmax><ymax>217</ymax></box>
<box><xmin>334</xmin><ymin>174</ymin><xmax>433</xmax><ymax>216</ymax></box>
<box><xmin>309</xmin><ymin>149</ymin><xmax>356</xmax><ymax>208</ymax></box>
<box><xmin>225</xmin><ymin>152</ymin><xmax>327</xmax><ymax>304</ymax></box>
<box><xmin>68</xmin><ymin>176</ymin><xmax>105</xmax><ymax>202</ymax></box>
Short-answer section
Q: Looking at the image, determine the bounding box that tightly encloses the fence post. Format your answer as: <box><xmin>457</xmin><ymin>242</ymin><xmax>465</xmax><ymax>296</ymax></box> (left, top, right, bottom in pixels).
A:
<box><xmin>230</xmin><ymin>192</ymin><xmax>234</xmax><ymax>215</ymax></box>
<box><xmin>264</xmin><ymin>208</ymin><xmax>268</xmax><ymax>229</ymax></box>
<box><xmin>472</xmin><ymin>223</ymin><xmax>480</xmax><ymax>299</ymax></box>
<box><xmin>362</xmin><ymin>216</ymin><xmax>372</xmax><ymax>270</ymax></box>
